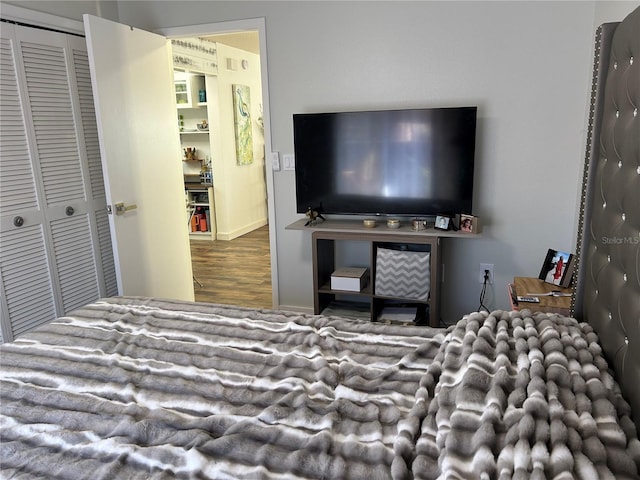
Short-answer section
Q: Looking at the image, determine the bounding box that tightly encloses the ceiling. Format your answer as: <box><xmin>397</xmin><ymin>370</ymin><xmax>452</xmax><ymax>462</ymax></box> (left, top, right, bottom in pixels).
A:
<box><xmin>203</xmin><ymin>31</ymin><xmax>259</xmax><ymax>55</ymax></box>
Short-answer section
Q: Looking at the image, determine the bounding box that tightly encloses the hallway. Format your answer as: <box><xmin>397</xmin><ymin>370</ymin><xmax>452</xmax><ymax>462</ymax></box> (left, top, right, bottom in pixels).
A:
<box><xmin>190</xmin><ymin>225</ymin><xmax>272</xmax><ymax>309</ymax></box>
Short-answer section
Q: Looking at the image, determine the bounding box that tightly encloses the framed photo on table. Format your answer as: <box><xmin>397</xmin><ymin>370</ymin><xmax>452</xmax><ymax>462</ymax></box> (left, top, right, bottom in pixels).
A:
<box><xmin>434</xmin><ymin>215</ymin><xmax>451</xmax><ymax>231</ymax></box>
<box><xmin>459</xmin><ymin>214</ymin><xmax>478</xmax><ymax>233</ymax></box>
<box><xmin>538</xmin><ymin>248</ymin><xmax>575</xmax><ymax>288</ymax></box>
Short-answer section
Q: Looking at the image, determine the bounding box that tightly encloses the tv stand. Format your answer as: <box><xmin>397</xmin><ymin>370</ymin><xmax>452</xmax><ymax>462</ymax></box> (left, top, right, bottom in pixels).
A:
<box><xmin>287</xmin><ymin>218</ymin><xmax>481</xmax><ymax>327</ymax></box>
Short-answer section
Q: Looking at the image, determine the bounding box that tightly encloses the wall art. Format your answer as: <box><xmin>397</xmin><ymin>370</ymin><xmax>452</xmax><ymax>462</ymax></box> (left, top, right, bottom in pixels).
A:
<box><xmin>232</xmin><ymin>84</ymin><xmax>254</xmax><ymax>165</ymax></box>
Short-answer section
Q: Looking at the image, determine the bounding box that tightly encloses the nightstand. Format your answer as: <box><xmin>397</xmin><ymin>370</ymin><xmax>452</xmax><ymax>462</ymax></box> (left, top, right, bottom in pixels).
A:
<box><xmin>508</xmin><ymin>276</ymin><xmax>572</xmax><ymax>315</ymax></box>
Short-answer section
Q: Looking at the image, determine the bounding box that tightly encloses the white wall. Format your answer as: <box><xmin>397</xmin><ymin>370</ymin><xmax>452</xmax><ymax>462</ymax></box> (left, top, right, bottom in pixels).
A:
<box><xmin>115</xmin><ymin>1</ymin><xmax>601</xmax><ymax>322</ymax></box>
<box><xmin>210</xmin><ymin>43</ymin><xmax>267</xmax><ymax>240</ymax></box>
<box><xmin>6</xmin><ymin>0</ymin><xmax>638</xmax><ymax>322</ymax></box>
<box><xmin>594</xmin><ymin>1</ymin><xmax>638</xmax><ymax>25</ymax></box>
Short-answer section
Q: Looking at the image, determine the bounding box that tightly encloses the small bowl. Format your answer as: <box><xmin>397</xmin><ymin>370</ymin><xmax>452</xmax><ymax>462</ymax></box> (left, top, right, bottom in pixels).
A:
<box><xmin>196</xmin><ymin>123</ymin><xmax>209</xmax><ymax>131</ymax></box>
<box><xmin>386</xmin><ymin>219</ymin><xmax>400</xmax><ymax>229</ymax></box>
<box><xmin>363</xmin><ymin>219</ymin><xmax>377</xmax><ymax>228</ymax></box>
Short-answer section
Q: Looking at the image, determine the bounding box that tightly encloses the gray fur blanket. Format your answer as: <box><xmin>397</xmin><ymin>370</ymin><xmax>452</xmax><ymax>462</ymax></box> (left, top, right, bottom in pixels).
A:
<box><xmin>0</xmin><ymin>297</ymin><xmax>445</xmax><ymax>479</ymax></box>
<box><xmin>395</xmin><ymin>310</ymin><xmax>640</xmax><ymax>479</ymax></box>
<box><xmin>1</xmin><ymin>300</ymin><xmax>639</xmax><ymax>479</ymax></box>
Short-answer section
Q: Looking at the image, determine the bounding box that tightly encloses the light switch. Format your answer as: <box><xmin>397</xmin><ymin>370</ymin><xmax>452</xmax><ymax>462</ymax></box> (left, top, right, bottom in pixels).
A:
<box><xmin>282</xmin><ymin>154</ymin><xmax>295</xmax><ymax>171</ymax></box>
<box><xmin>270</xmin><ymin>151</ymin><xmax>280</xmax><ymax>171</ymax></box>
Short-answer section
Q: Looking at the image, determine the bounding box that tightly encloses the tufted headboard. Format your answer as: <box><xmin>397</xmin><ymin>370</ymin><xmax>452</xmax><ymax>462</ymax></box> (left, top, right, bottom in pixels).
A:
<box><xmin>574</xmin><ymin>6</ymin><xmax>640</xmax><ymax>431</ymax></box>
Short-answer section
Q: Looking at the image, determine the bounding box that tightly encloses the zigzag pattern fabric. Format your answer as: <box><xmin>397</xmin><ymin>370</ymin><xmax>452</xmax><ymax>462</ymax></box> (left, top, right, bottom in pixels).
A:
<box><xmin>375</xmin><ymin>248</ymin><xmax>430</xmax><ymax>301</ymax></box>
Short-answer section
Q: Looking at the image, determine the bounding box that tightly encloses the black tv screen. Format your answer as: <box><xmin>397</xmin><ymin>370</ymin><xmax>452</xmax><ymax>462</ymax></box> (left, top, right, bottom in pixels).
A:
<box><xmin>293</xmin><ymin>106</ymin><xmax>477</xmax><ymax>217</ymax></box>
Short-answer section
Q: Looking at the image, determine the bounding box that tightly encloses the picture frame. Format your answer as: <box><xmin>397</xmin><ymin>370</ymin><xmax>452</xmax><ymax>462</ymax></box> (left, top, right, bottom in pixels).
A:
<box><xmin>459</xmin><ymin>214</ymin><xmax>478</xmax><ymax>233</ymax></box>
<box><xmin>232</xmin><ymin>84</ymin><xmax>254</xmax><ymax>165</ymax></box>
<box><xmin>434</xmin><ymin>215</ymin><xmax>451</xmax><ymax>231</ymax></box>
<box><xmin>538</xmin><ymin>248</ymin><xmax>576</xmax><ymax>288</ymax></box>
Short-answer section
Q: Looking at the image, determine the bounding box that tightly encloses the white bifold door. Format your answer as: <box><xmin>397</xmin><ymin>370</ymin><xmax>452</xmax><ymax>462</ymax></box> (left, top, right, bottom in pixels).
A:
<box><xmin>0</xmin><ymin>24</ymin><xmax>117</xmax><ymax>342</ymax></box>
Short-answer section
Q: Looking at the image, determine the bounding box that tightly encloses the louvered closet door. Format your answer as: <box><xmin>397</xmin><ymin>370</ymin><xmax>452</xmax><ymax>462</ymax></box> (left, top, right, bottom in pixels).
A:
<box><xmin>0</xmin><ymin>27</ymin><xmax>56</xmax><ymax>341</ymax></box>
<box><xmin>0</xmin><ymin>24</ymin><xmax>117</xmax><ymax>342</ymax></box>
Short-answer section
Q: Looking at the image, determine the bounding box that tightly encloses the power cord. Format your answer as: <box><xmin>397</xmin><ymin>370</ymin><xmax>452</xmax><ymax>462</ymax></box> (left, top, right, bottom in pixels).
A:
<box><xmin>477</xmin><ymin>269</ymin><xmax>490</xmax><ymax>312</ymax></box>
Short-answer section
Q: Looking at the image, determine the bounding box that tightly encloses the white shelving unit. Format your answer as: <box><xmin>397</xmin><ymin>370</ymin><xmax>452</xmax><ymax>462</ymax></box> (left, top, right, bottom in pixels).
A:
<box><xmin>175</xmin><ymin>72</ymin><xmax>215</xmax><ymax>241</ymax></box>
<box><xmin>175</xmin><ymin>72</ymin><xmax>211</xmax><ymax>165</ymax></box>
<box><xmin>186</xmin><ymin>187</ymin><xmax>216</xmax><ymax>240</ymax></box>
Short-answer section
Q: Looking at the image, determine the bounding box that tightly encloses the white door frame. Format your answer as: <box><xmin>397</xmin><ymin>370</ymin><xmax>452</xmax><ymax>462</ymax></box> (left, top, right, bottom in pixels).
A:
<box><xmin>158</xmin><ymin>19</ymin><xmax>279</xmax><ymax>309</ymax></box>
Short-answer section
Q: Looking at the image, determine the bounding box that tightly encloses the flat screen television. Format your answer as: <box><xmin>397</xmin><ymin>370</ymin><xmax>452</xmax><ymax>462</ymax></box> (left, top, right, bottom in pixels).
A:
<box><xmin>293</xmin><ymin>106</ymin><xmax>477</xmax><ymax>217</ymax></box>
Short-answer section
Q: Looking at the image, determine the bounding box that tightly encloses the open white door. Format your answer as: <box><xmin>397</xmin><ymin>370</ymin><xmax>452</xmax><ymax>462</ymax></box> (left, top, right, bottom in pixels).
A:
<box><xmin>83</xmin><ymin>15</ymin><xmax>194</xmax><ymax>301</ymax></box>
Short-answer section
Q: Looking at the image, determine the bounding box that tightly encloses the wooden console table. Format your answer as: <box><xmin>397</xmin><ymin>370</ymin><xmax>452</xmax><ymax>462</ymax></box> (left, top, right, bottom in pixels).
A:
<box><xmin>287</xmin><ymin>218</ymin><xmax>481</xmax><ymax>327</ymax></box>
<box><xmin>509</xmin><ymin>276</ymin><xmax>572</xmax><ymax>315</ymax></box>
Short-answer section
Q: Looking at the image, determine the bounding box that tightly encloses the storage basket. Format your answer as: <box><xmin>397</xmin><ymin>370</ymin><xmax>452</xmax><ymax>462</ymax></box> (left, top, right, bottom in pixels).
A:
<box><xmin>375</xmin><ymin>247</ymin><xmax>430</xmax><ymax>301</ymax></box>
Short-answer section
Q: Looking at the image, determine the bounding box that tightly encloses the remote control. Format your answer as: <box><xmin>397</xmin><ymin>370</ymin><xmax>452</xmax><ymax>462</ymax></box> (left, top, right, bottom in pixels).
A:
<box><xmin>517</xmin><ymin>296</ymin><xmax>540</xmax><ymax>303</ymax></box>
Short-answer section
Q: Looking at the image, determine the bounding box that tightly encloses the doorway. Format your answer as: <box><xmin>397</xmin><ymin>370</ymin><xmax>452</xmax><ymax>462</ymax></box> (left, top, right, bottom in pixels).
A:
<box><xmin>190</xmin><ymin>225</ymin><xmax>271</xmax><ymax>308</ymax></box>
<box><xmin>163</xmin><ymin>19</ymin><xmax>277</xmax><ymax>309</ymax></box>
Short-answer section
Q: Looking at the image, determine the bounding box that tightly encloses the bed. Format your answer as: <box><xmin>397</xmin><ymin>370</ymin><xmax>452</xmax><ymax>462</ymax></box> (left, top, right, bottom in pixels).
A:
<box><xmin>1</xmin><ymin>6</ymin><xmax>639</xmax><ymax>480</ymax></box>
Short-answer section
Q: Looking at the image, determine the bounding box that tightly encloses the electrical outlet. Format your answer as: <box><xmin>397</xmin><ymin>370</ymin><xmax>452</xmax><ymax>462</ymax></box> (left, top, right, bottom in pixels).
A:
<box><xmin>479</xmin><ymin>263</ymin><xmax>494</xmax><ymax>284</ymax></box>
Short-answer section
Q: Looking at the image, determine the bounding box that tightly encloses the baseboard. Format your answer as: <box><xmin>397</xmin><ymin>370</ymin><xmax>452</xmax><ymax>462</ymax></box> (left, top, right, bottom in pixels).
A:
<box><xmin>216</xmin><ymin>218</ymin><xmax>267</xmax><ymax>241</ymax></box>
<box><xmin>277</xmin><ymin>305</ymin><xmax>314</xmax><ymax>315</ymax></box>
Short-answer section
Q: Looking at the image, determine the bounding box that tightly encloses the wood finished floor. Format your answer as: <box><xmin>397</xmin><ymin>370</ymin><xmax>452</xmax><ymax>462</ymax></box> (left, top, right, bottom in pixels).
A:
<box><xmin>190</xmin><ymin>225</ymin><xmax>272</xmax><ymax>309</ymax></box>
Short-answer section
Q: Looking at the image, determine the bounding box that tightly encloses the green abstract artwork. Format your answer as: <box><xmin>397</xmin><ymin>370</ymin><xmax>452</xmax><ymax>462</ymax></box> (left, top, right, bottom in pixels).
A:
<box><xmin>233</xmin><ymin>84</ymin><xmax>254</xmax><ymax>165</ymax></box>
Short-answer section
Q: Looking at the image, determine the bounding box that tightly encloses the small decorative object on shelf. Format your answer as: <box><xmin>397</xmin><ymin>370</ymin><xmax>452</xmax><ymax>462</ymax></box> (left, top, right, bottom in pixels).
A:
<box><xmin>538</xmin><ymin>248</ymin><xmax>575</xmax><ymax>288</ymax></box>
<box><xmin>459</xmin><ymin>214</ymin><xmax>479</xmax><ymax>233</ymax></box>
<box><xmin>411</xmin><ymin>218</ymin><xmax>427</xmax><ymax>231</ymax></box>
<box><xmin>434</xmin><ymin>215</ymin><xmax>451</xmax><ymax>231</ymax></box>
<box><xmin>197</xmin><ymin>120</ymin><xmax>208</xmax><ymax>131</ymax></box>
<box><xmin>184</xmin><ymin>147</ymin><xmax>197</xmax><ymax>161</ymax></box>
<box><xmin>386</xmin><ymin>218</ymin><xmax>400</xmax><ymax>229</ymax></box>
<box><xmin>363</xmin><ymin>219</ymin><xmax>377</xmax><ymax>228</ymax></box>
<box><xmin>304</xmin><ymin>207</ymin><xmax>325</xmax><ymax>226</ymax></box>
